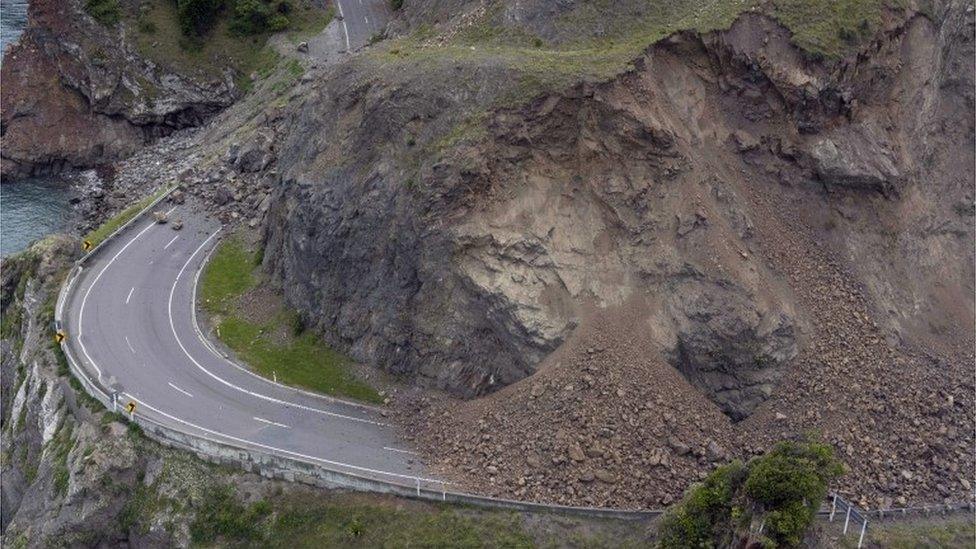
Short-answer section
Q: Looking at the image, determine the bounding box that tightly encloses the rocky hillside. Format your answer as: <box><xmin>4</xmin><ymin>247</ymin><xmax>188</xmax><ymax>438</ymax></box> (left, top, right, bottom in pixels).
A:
<box><xmin>2</xmin><ymin>0</ymin><xmax>970</xmax><ymax>520</ymax></box>
<box><xmin>257</xmin><ymin>0</ymin><xmax>974</xmax><ymax>509</ymax></box>
<box><xmin>0</xmin><ymin>238</ymin><xmax>652</xmax><ymax>547</ymax></box>
<box><xmin>0</xmin><ymin>0</ymin><xmax>239</xmax><ymax>179</ymax></box>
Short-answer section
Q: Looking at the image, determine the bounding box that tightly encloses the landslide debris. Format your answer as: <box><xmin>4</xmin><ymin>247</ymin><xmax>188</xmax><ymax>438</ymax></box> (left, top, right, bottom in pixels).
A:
<box><xmin>258</xmin><ymin>0</ymin><xmax>974</xmax><ymax>510</ymax></box>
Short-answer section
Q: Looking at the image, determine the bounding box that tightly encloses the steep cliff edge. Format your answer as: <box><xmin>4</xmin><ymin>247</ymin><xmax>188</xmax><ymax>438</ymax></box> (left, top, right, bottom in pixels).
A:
<box><xmin>260</xmin><ymin>1</ymin><xmax>974</xmax><ymax>508</ymax></box>
<box><xmin>0</xmin><ymin>0</ymin><xmax>236</xmax><ymax>179</ymax></box>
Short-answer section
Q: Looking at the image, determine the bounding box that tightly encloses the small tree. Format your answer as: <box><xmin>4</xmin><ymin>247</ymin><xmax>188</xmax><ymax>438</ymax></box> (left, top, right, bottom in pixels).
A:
<box><xmin>176</xmin><ymin>0</ymin><xmax>225</xmax><ymax>36</ymax></box>
<box><xmin>657</xmin><ymin>440</ymin><xmax>844</xmax><ymax>548</ymax></box>
<box><xmin>229</xmin><ymin>0</ymin><xmax>291</xmax><ymax>35</ymax></box>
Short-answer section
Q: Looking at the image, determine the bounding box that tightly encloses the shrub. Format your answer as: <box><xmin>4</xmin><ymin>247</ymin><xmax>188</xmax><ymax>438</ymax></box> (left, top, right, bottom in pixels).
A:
<box><xmin>657</xmin><ymin>440</ymin><xmax>844</xmax><ymax>548</ymax></box>
<box><xmin>389</xmin><ymin>0</ymin><xmax>403</xmax><ymax>10</ymax></box>
<box><xmin>85</xmin><ymin>0</ymin><xmax>121</xmax><ymax>26</ymax></box>
<box><xmin>658</xmin><ymin>461</ymin><xmax>746</xmax><ymax>547</ymax></box>
<box><xmin>190</xmin><ymin>485</ymin><xmax>271</xmax><ymax>543</ymax></box>
<box><xmin>230</xmin><ymin>0</ymin><xmax>292</xmax><ymax>35</ymax></box>
<box><xmin>177</xmin><ymin>0</ymin><xmax>225</xmax><ymax>36</ymax></box>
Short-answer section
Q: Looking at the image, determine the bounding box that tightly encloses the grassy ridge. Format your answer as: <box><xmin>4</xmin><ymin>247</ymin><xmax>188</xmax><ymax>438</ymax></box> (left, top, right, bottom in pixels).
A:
<box><xmin>373</xmin><ymin>0</ymin><xmax>906</xmax><ymax>105</ymax></box>
<box><xmin>200</xmin><ymin>235</ymin><xmax>381</xmax><ymax>403</ymax></box>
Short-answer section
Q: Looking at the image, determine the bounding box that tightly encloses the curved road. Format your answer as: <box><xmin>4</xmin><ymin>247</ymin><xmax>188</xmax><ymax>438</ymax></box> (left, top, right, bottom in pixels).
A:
<box><xmin>334</xmin><ymin>0</ymin><xmax>390</xmax><ymax>51</ymax></box>
<box><xmin>61</xmin><ymin>199</ymin><xmax>437</xmax><ymax>487</ymax></box>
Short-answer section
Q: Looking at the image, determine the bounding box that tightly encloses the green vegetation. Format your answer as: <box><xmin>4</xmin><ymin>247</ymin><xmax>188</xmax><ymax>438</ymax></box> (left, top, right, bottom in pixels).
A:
<box><xmin>83</xmin><ymin>185</ymin><xmax>171</xmax><ymax>250</ymax></box>
<box><xmin>389</xmin><ymin>0</ymin><xmax>403</xmax><ymax>11</ymax></box>
<box><xmin>658</xmin><ymin>440</ymin><xmax>844</xmax><ymax>548</ymax></box>
<box><xmin>176</xmin><ymin>0</ymin><xmax>224</xmax><ymax>36</ymax></box>
<box><xmin>175</xmin><ymin>0</ymin><xmax>312</xmax><ymax>37</ymax></box>
<box><xmin>766</xmin><ymin>0</ymin><xmax>904</xmax><ymax>59</ymax></box>
<box><xmin>372</xmin><ymin>0</ymin><xmax>904</xmax><ymax>109</ymax></box>
<box><xmin>84</xmin><ymin>0</ymin><xmax>121</xmax><ymax>26</ymax></box>
<box><xmin>189</xmin><ymin>488</ymin><xmax>540</xmax><ymax>547</ymax></box>
<box><xmin>229</xmin><ymin>0</ymin><xmax>291</xmax><ymax>35</ymax></box>
<box><xmin>852</xmin><ymin>516</ymin><xmax>976</xmax><ymax>549</ymax></box>
<box><xmin>200</xmin><ymin>234</ymin><xmax>381</xmax><ymax>403</ymax></box>
<box><xmin>190</xmin><ymin>484</ymin><xmax>272</xmax><ymax>543</ymax></box>
<box><xmin>49</xmin><ymin>420</ymin><xmax>76</xmax><ymax>496</ymax></box>
<box><xmin>199</xmin><ymin>235</ymin><xmax>257</xmax><ymax>308</ymax></box>
<box><xmin>132</xmin><ymin>0</ymin><xmax>329</xmax><ymax>91</ymax></box>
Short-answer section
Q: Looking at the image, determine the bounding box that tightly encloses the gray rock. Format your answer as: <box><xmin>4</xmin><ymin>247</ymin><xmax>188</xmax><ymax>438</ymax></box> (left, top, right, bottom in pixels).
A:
<box><xmin>234</xmin><ymin>130</ymin><xmax>275</xmax><ymax>173</ymax></box>
<box><xmin>666</xmin><ymin>279</ymin><xmax>797</xmax><ymax>421</ymax></box>
<box><xmin>809</xmin><ymin>132</ymin><xmax>901</xmax><ymax>195</ymax></box>
<box><xmin>214</xmin><ymin>186</ymin><xmax>235</xmax><ymax>206</ymax></box>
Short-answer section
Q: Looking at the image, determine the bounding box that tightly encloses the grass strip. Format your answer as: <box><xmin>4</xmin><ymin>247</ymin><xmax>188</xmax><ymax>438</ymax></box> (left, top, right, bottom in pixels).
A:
<box><xmin>200</xmin><ymin>235</ymin><xmax>381</xmax><ymax>403</ymax></box>
<box><xmin>83</xmin><ymin>186</ymin><xmax>171</xmax><ymax>249</ymax></box>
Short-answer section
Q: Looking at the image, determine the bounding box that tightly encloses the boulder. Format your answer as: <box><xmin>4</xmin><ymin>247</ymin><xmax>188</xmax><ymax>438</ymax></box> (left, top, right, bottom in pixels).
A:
<box><xmin>234</xmin><ymin>130</ymin><xmax>275</xmax><ymax>173</ymax></box>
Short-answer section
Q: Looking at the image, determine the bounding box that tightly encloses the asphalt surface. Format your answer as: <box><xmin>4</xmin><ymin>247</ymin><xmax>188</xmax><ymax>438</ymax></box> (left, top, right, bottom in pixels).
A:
<box><xmin>334</xmin><ymin>0</ymin><xmax>391</xmax><ymax>50</ymax></box>
<box><xmin>61</xmin><ymin>200</ymin><xmax>437</xmax><ymax>486</ymax></box>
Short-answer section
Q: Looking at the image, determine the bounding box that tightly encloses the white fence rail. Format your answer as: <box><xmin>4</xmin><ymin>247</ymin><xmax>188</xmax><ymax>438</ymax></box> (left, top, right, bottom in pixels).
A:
<box><xmin>50</xmin><ymin>185</ymin><xmax>973</xmax><ymax>528</ymax></box>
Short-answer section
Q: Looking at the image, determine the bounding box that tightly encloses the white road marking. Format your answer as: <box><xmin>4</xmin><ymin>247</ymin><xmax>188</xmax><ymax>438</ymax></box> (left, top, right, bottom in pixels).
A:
<box><xmin>189</xmin><ymin>243</ymin><xmax>382</xmax><ymax>413</ymax></box>
<box><xmin>78</xmin><ymin>221</ymin><xmax>156</xmax><ymax>380</ymax></box>
<box><xmin>125</xmin><ymin>286</ymin><xmax>135</xmax><ymax>304</ymax></box>
<box><xmin>124</xmin><ymin>336</ymin><xmax>136</xmax><ymax>354</ymax></box>
<box><xmin>68</xmin><ymin>218</ymin><xmax>442</xmax><ymax>488</ymax></box>
<box><xmin>163</xmin><ymin>235</ymin><xmax>179</xmax><ymax>250</ymax></box>
<box><xmin>124</xmin><ymin>393</ymin><xmax>447</xmax><ymax>484</ymax></box>
<box><xmin>335</xmin><ymin>0</ymin><xmax>351</xmax><ymax>51</ymax></box>
<box><xmin>165</xmin><ymin>205</ymin><xmax>178</xmax><ymax>216</ymax></box>
<box><xmin>167</xmin><ymin>231</ymin><xmax>387</xmax><ymax>426</ymax></box>
<box><xmin>168</xmin><ymin>382</ymin><xmax>193</xmax><ymax>398</ymax></box>
<box><xmin>383</xmin><ymin>446</ymin><xmax>419</xmax><ymax>456</ymax></box>
<box><xmin>254</xmin><ymin>416</ymin><xmax>290</xmax><ymax>429</ymax></box>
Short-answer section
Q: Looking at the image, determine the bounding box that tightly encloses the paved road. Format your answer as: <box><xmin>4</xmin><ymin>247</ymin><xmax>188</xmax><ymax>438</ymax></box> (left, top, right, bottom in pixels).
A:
<box><xmin>334</xmin><ymin>0</ymin><xmax>391</xmax><ymax>50</ymax></box>
<box><xmin>61</xmin><ymin>199</ymin><xmax>437</xmax><ymax>487</ymax></box>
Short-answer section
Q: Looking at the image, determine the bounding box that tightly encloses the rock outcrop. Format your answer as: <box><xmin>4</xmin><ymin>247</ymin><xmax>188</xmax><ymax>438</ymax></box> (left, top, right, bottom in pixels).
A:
<box><xmin>0</xmin><ymin>0</ymin><xmax>236</xmax><ymax>179</ymax></box>
<box><xmin>260</xmin><ymin>1</ymin><xmax>973</xmax><ymax>508</ymax></box>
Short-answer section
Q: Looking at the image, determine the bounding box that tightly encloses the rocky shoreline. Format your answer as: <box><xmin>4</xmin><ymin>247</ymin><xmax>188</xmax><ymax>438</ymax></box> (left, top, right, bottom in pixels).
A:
<box><xmin>0</xmin><ymin>0</ymin><xmax>235</xmax><ymax>180</ymax></box>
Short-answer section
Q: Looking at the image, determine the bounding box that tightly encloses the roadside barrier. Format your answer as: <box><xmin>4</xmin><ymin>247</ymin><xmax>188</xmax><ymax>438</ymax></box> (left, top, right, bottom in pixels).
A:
<box><xmin>51</xmin><ymin>184</ymin><xmax>973</xmax><ymax>528</ymax></box>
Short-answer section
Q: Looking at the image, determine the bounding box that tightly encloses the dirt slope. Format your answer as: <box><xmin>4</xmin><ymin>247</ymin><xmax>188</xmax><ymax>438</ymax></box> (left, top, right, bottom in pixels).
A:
<box><xmin>262</xmin><ymin>1</ymin><xmax>974</xmax><ymax>510</ymax></box>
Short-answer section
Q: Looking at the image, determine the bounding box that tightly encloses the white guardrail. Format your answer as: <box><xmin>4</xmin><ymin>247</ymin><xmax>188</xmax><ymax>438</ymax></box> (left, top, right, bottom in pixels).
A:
<box><xmin>50</xmin><ymin>185</ymin><xmax>973</xmax><ymax>530</ymax></box>
<box><xmin>50</xmin><ymin>185</ymin><xmax>657</xmax><ymax>520</ymax></box>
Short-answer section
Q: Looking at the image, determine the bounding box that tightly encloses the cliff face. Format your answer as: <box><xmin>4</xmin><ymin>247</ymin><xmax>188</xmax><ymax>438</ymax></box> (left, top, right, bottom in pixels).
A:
<box><xmin>0</xmin><ymin>0</ymin><xmax>236</xmax><ymax>179</ymax></box>
<box><xmin>266</xmin><ymin>5</ymin><xmax>973</xmax><ymax>399</ymax></box>
<box><xmin>262</xmin><ymin>1</ymin><xmax>974</xmax><ymax>507</ymax></box>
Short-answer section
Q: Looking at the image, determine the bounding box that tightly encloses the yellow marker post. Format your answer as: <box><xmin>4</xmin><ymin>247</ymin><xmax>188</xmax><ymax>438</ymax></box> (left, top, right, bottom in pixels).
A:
<box><xmin>126</xmin><ymin>401</ymin><xmax>137</xmax><ymax>418</ymax></box>
<box><xmin>54</xmin><ymin>330</ymin><xmax>66</xmax><ymax>344</ymax></box>
<box><xmin>82</xmin><ymin>239</ymin><xmax>93</xmax><ymax>252</ymax></box>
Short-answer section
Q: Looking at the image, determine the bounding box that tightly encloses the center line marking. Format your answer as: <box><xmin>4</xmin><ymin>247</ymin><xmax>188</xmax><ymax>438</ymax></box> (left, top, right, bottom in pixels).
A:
<box><xmin>383</xmin><ymin>446</ymin><xmax>420</xmax><ymax>456</ymax></box>
<box><xmin>254</xmin><ymin>416</ymin><xmax>290</xmax><ymax>429</ymax></box>
<box><xmin>163</xmin><ymin>235</ymin><xmax>179</xmax><ymax>249</ymax></box>
<box><xmin>165</xmin><ymin>205</ymin><xmax>178</xmax><ymax>216</ymax></box>
<box><xmin>168</xmin><ymin>382</ymin><xmax>193</xmax><ymax>398</ymax></box>
<box><xmin>125</xmin><ymin>287</ymin><xmax>135</xmax><ymax>304</ymax></box>
<box><xmin>124</xmin><ymin>335</ymin><xmax>136</xmax><ymax>354</ymax></box>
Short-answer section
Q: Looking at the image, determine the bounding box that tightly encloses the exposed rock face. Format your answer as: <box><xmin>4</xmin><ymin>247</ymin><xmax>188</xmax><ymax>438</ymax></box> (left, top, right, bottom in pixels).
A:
<box><xmin>0</xmin><ymin>0</ymin><xmax>236</xmax><ymax>179</ymax></box>
<box><xmin>1</xmin><ymin>239</ymin><xmax>223</xmax><ymax>546</ymax></box>
<box><xmin>265</xmin><ymin>0</ymin><xmax>973</xmax><ymax>451</ymax></box>
<box><xmin>668</xmin><ymin>281</ymin><xmax>797</xmax><ymax>421</ymax></box>
<box><xmin>389</xmin><ymin>4</ymin><xmax>973</xmax><ymax>510</ymax></box>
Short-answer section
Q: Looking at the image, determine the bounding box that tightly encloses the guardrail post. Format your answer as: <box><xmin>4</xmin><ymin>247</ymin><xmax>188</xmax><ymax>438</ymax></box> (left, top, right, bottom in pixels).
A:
<box><xmin>829</xmin><ymin>494</ymin><xmax>838</xmax><ymax>521</ymax></box>
<box><xmin>843</xmin><ymin>505</ymin><xmax>852</xmax><ymax>534</ymax></box>
<box><xmin>416</xmin><ymin>477</ymin><xmax>421</xmax><ymax>496</ymax></box>
<box><xmin>857</xmin><ymin>519</ymin><xmax>867</xmax><ymax>548</ymax></box>
<box><xmin>442</xmin><ymin>481</ymin><xmax>446</xmax><ymax>501</ymax></box>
